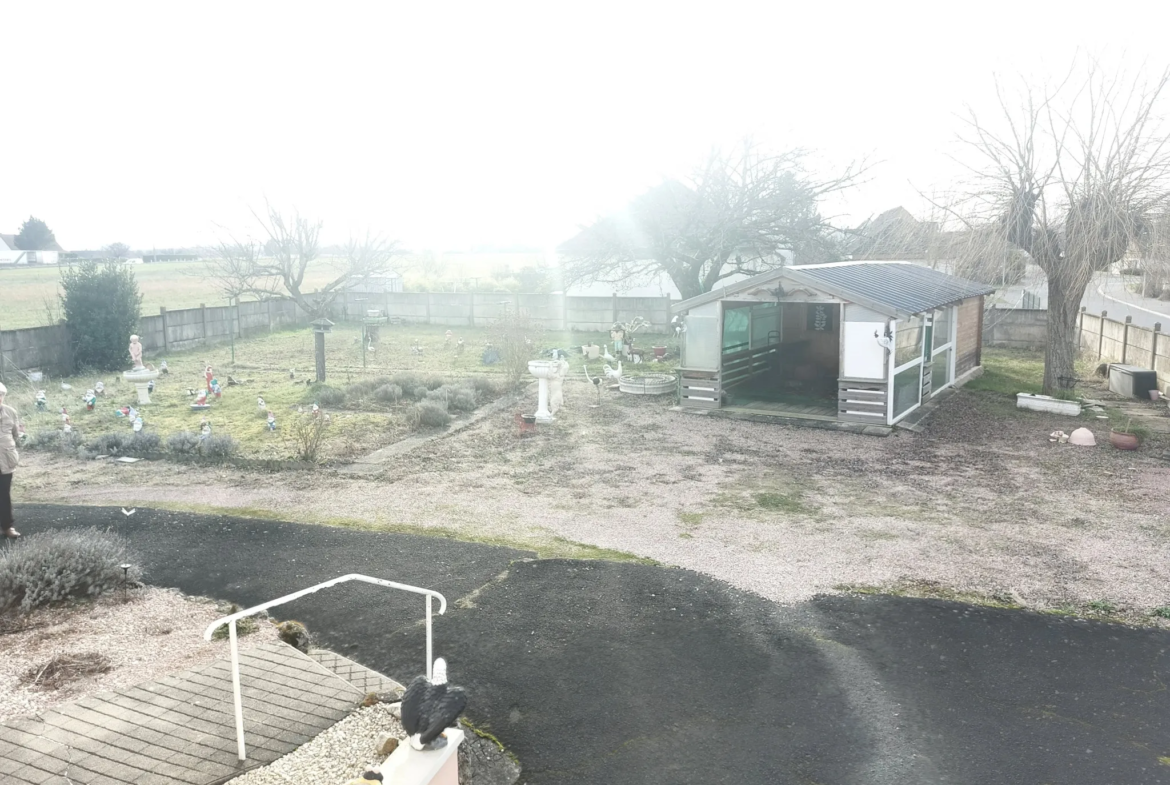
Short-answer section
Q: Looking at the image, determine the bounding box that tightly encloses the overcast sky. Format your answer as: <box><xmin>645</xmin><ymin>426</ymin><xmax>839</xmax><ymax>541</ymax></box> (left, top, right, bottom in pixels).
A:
<box><xmin>3</xmin><ymin>2</ymin><xmax>1168</xmax><ymax>253</ymax></box>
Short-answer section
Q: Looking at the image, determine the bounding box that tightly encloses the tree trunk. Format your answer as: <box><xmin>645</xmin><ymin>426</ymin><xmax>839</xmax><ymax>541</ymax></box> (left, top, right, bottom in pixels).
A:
<box><xmin>1042</xmin><ymin>280</ymin><xmax>1087</xmax><ymax>394</ymax></box>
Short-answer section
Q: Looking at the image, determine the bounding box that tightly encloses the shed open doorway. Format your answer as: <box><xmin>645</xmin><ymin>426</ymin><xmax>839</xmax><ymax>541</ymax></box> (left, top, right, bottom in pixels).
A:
<box><xmin>720</xmin><ymin>301</ymin><xmax>841</xmax><ymax>419</ymax></box>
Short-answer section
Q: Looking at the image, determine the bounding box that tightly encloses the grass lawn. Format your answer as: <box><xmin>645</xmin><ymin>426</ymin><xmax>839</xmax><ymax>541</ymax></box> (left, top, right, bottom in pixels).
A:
<box><xmin>964</xmin><ymin>347</ymin><xmax>1097</xmax><ymax>397</ymax></box>
<box><xmin>8</xmin><ymin>322</ymin><xmax>679</xmax><ymax>460</ymax></box>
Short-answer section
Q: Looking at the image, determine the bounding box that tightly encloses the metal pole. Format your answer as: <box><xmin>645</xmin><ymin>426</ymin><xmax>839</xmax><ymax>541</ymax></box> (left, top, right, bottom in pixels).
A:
<box><xmin>230</xmin><ymin>299</ymin><xmax>236</xmax><ymax>365</ymax></box>
<box><xmin>1098</xmin><ymin>311</ymin><xmax>1107</xmax><ymax>360</ymax></box>
<box><xmin>1122</xmin><ymin>316</ymin><xmax>1132</xmax><ymax>364</ymax></box>
<box><xmin>426</xmin><ymin>594</ymin><xmax>433</xmax><ymax>680</ymax></box>
<box><xmin>229</xmin><ymin>619</ymin><xmax>247</xmax><ymax>762</ymax></box>
<box><xmin>1153</xmin><ymin>324</ymin><xmax>1162</xmax><ymax>372</ymax></box>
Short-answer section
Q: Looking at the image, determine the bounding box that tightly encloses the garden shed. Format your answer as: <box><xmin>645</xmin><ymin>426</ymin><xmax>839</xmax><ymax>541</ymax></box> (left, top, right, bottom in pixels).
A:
<box><xmin>673</xmin><ymin>261</ymin><xmax>995</xmax><ymax>426</ymax></box>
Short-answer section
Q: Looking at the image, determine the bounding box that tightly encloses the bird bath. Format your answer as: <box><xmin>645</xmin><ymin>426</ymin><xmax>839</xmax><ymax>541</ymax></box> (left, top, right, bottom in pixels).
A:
<box><xmin>528</xmin><ymin>359</ymin><xmax>559</xmax><ymax>423</ymax></box>
<box><xmin>122</xmin><ymin>367</ymin><xmax>160</xmax><ymax>404</ymax></box>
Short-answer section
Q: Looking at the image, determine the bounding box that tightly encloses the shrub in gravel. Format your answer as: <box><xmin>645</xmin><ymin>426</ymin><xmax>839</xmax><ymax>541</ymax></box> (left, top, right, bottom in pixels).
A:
<box><xmin>415</xmin><ymin>401</ymin><xmax>451</xmax><ymax>428</ymax></box>
<box><xmin>166</xmin><ymin>431</ymin><xmax>202</xmax><ymax>455</ymax></box>
<box><xmin>200</xmin><ymin>434</ymin><xmax>240</xmax><ymax>460</ymax></box>
<box><xmin>0</xmin><ymin>528</ymin><xmax>142</xmax><ymax>614</ymax></box>
<box><xmin>1152</xmin><ymin>607</ymin><xmax>1170</xmax><ymax>619</ymax></box>
<box><xmin>276</xmin><ymin>620</ymin><xmax>311</xmax><ymax>653</ymax></box>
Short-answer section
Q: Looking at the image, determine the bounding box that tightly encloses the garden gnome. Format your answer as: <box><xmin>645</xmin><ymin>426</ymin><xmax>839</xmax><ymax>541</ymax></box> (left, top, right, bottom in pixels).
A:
<box><xmin>456</xmin><ymin>336</ymin><xmax>465</xmax><ymax>354</ymax></box>
<box><xmin>200</xmin><ymin>419</ymin><xmax>212</xmax><ymax>441</ymax></box>
<box><xmin>257</xmin><ymin>396</ymin><xmax>266</xmax><ymax>412</ymax></box>
<box><xmin>62</xmin><ymin>414</ymin><xmax>72</xmax><ymax>433</ymax></box>
<box><xmin>60</xmin><ymin>406</ymin><xmax>68</xmax><ymax>421</ymax></box>
<box><xmin>84</xmin><ymin>390</ymin><xmax>96</xmax><ymax>411</ymax></box>
<box><xmin>128</xmin><ymin>335</ymin><xmax>144</xmax><ymax>369</ymax></box>
<box><xmin>132</xmin><ymin>416</ymin><xmax>143</xmax><ymax>433</ymax></box>
<box><xmin>160</xmin><ymin>360</ymin><xmax>169</xmax><ymax>374</ymax></box>
<box><xmin>35</xmin><ymin>390</ymin><xmax>47</xmax><ymax>410</ymax></box>
<box><xmin>267</xmin><ymin>410</ymin><xmax>276</xmax><ymax>431</ymax></box>
<box><xmin>147</xmin><ymin>379</ymin><xmax>155</xmax><ymax>394</ymax></box>
<box><xmin>445</xmin><ymin>329</ymin><xmax>453</xmax><ymax>347</ymax></box>
<box><xmin>193</xmin><ymin>389</ymin><xmax>209</xmax><ymax>407</ymax></box>
<box><xmin>211</xmin><ymin>379</ymin><xmax>222</xmax><ymax>399</ymax></box>
<box><xmin>95</xmin><ymin>380</ymin><xmax>105</xmax><ymax>396</ymax></box>
<box><xmin>311</xmin><ymin>403</ymin><xmax>320</xmax><ymax>417</ymax></box>
<box><xmin>205</xmin><ymin>365</ymin><xmax>214</xmax><ymax>392</ymax></box>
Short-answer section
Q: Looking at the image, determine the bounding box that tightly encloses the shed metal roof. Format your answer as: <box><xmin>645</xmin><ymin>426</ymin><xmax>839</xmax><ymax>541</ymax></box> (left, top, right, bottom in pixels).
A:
<box><xmin>671</xmin><ymin>261</ymin><xmax>995</xmax><ymax>317</ymax></box>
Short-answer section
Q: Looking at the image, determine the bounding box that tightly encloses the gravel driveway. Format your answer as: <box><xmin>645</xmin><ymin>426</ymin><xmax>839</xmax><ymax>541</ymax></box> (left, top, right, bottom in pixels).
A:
<box><xmin>16</xmin><ymin>381</ymin><xmax>1170</xmax><ymax>615</ymax></box>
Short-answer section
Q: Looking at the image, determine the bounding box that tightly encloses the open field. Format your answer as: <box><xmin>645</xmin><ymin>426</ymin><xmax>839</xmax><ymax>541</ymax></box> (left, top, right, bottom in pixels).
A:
<box><xmin>0</xmin><ymin>252</ymin><xmax>547</xmax><ymax>330</ymax></box>
<box><xmin>5</xmin><ymin>322</ymin><xmax>679</xmax><ymax>460</ymax></box>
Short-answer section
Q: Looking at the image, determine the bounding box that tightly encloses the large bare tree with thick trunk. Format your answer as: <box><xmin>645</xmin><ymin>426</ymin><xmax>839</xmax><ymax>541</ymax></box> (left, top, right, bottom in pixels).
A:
<box><xmin>559</xmin><ymin>141</ymin><xmax>865</xmax><ymax>300</ymax></box>
<box><xmin>212</xmin><ymin>204</ymin><xmax>399</xmax><ymax>319</ymax></box>
<box><xmin>957</xmin><ymin>62</ymin><xmax>1170</xmax><ymax>393</ymax></box>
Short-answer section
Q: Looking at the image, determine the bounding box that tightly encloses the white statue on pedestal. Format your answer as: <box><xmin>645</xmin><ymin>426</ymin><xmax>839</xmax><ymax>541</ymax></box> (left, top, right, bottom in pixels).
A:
<box><xmin>129</xmin><ymin>335</ymin><xmax>144</xmax><ymax>369</ymax></box>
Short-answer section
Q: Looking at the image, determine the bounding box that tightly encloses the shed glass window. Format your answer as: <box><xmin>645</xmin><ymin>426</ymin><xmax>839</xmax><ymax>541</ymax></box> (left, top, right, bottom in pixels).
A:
<box><xmin>893</xmin><ymin>365</ymin><xmax>921</xmax><ymax>417</ymax></box>
<box><xmin>933</xmin><ymin>306</ymin><xmax>952</xmax><ymax>349</ymax></box>
<box><xmin>722</xmin><ymin>306</ymin><xmax>750</xmax><ymax>353</ymax></box>
<box><xmin>894</xmin><ymin>315</ymin><xmax>924</xmax><ymax>367</ymax></box>
<box><xmin>682</xmin><ymin>303</ymin><xmax>720</xmax><ymax>370</ymax></box>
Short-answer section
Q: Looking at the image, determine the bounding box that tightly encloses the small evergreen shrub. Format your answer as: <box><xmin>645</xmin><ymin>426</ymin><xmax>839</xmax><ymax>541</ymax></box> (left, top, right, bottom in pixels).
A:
<box><xmin>30</xmin><ymin>429</ymin><xmax>84</xmax><ymax>454</ymax></box>
<box><xmin>374</xmin><ymin>384</ymin><xmax>402</xmax><ymax>404</ymax></box>
<box><xmin>0</xmin><ymin>528</ymin><xmax>142</xmax><ymax>614</ymax></box>
<box><xmin>276</xmin><ymin>620</ymin><xmax>311</xmax><ymax>653</ymax></box>
<box><xmin>446</xmin><ymin>386</ymin><xmax>477</xmax><ymax>412</ymax></box>
<box><xmin>201</xmin><ymin>434</ymin><xmax>239</xmax><ymax>459</ymax></box>
<box><xmin>415</xmin><ymin>401</ymin><xmax>451</xmax><ymax>428</ymax></box>
<box><xmin>424</xmin><ymin>375</ymin><xmax>445</xmax><ymax>390</ymax></box>
<box><xmin>470</xmin><ymin>376</ymin><xmax>500</xmax><ymax>398</ymax></box>
<box><xmin>60</xmin><ymin>259</ymin><xmax>143</xmax><ymax>372</ymax></box>
<box><xmin>424</xmin><ymin>388</ymin><xmax>450</xmax><ymax>409</ymax></box>
<box><xmin>166</xmin><ymin>431</ymin><xmax>202</xmax><ymax>454</ymax></box>
<box><xmin>313</xmin><ymin>385</ymin><xmax>346</xmax><ymax>407</ymax></box>
<box><xmin>412</xmin><ymin>385</ymin><xmax>428</xmax><ymax>401</ymax></box>
<box><xmin>86</xmin><ymin>432</ymin><xmax>131</xmax><ymax>455</ymax></box>
<box><xmin>390</xmin><ymin>372</ymin><xmax>422</xmax><ymax>392</ymax></box>
<box><xmin>127</xmin><ymin>432</ymin><xmax>161</xmax><ymax>454</ymax></box>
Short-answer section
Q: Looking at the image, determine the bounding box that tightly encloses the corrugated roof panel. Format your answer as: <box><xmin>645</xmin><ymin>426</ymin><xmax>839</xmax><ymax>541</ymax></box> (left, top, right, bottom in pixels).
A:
<box><xmin>791</xmin><ymin>262</ymin><xmax>995</xmax><ymax>315</ymax></box>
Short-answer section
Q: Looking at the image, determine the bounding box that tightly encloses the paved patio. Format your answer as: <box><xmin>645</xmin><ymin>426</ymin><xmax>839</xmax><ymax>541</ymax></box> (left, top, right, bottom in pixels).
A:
<box><xmin>0</xmin><ymin>643</ymin><xmax>377</xmax><ymax>785</ymax></box>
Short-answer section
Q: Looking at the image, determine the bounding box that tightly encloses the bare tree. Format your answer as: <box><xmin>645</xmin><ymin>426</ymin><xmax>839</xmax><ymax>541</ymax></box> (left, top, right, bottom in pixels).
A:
<box><xmin>226</xmin><ymin>204</ymin><xmax>399</xmax><ymax>319</ymax></box>
<box><xmin>1135</xmin><ymin>209</ymin><xmax>1170</xmax><ymax>300</ymax></box>
<box><xmin>956</xmin><ymin>60</ymin><xmax>1170</xmax><ymax>393</ymax></box>
<box><xmin>204</xmin><ymin>233</ymin><xmax>274</xmax><ymax>302</ymax></box>
<box><xmin>559</xmin><ymin>141</ymin><xmax>866</xmax><ymax>300</ymax></box>
<box><xmin>104</xmin><ymin>242</ymin><xmax>131</xmax><ymax>259</ymax></box>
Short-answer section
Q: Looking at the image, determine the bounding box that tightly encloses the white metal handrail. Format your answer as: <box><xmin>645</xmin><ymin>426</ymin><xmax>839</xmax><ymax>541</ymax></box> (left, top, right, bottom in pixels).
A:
<box><xmin>203</xmin><ymin>573</ymin><xmax>448</xmax><ymax>762</ymax></box>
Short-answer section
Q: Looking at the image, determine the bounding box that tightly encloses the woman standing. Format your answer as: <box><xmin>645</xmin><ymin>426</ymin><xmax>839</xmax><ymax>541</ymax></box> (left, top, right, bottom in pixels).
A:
<box><xmin>0</xmin><ymin>383</ymin><xmax>21</xmax><ymax>538</ymax></box>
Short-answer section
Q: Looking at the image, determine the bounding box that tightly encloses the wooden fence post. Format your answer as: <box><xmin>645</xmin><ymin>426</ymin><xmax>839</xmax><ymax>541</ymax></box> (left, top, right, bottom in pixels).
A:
<box><xmin>267</xmin><ymin>298</ymin><xmax>274</xmax><ymax>332</ymax></box>
<box><xmin>160</xmin><ymin>307</ymin><xmax>170</xmax><ymax>354</ymax></box>
<box><xmin>1121</xmin><ymin>315</ymin><xmax>1132</xmax><ymax>364</ymax></box>
<box><xmin>1153</xmin><ymin>323</ymin><xmax>1162</xmax><ymax>371</ymax></box>
<box><xmin>612</xmin><ymin>292</ymin><xmax>619</xmax><ymax>326</ymax></box>
<box><xmin>200</xmin><ymin>303</ymin><xmax>209</xmax><ymax>347</ymax></box>
<box><xmin>1098</xmin><ymin>311</ymin><xmax>1107</xmax><ymax>360</ymax></box>
<box><xmin>468</xmin><ymin>293</ymin><xmax>475</xmax><ymax>328</ymax></box>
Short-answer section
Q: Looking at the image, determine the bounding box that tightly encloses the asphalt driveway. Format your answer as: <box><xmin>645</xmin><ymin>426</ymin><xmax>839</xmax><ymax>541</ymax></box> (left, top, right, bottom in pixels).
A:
<box><xmin>15</xmin><ymin>505</ymin><xmax>1170</xmax><ymax>784</ymax></box>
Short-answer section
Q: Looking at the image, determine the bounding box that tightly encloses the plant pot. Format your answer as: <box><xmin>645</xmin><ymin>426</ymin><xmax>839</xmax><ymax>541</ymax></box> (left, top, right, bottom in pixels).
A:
<box><xmin>652</xmin><ymin>346</ymin><xmax>667</xmax><ymax>358</ymax></box>
<box><xmin>1150</xmin><ymin>389</ymin><xmax>1162</xmax><ymax>401</ymax></box>
<box><xmin>1110</xmin><ymin>430</ymin><xmax>1141</xmax><ymax>450</ymax></box>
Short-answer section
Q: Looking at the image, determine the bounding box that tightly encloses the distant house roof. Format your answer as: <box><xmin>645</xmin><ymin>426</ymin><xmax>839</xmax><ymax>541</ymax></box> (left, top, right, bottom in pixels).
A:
<box><xmin>671</xmin><ymin>261</ymin><xmax>996</xmax><ymax>318</ymax></box>
<box><xmin>847</xmin><ymin>206</ymin><xmax>938</xmax><ymax>260</ymax></box>
<box><xmin>0</xmin><ymin>233</ymin><xmax>64</xmax><ymax>252</ymax></box>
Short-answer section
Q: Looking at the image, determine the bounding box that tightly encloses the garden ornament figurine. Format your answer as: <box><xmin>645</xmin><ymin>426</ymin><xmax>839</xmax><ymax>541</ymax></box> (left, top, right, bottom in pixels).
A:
<box><xmin>200</xmin><ymin>419</ymin><xmax>212</xmax><ymax>441</ymax></box>
<box><xmin>84</xmin><ymin>390</ymin><xmax>96</xmax><ymax>411</ymax></box>
<box><xmin>132</xmin><ymin>416</ymin><xmax>143</xmax><ymax>433</ymax></box>
<box><xmin>456</xmin><ymin>336</ymin><xmax>465</xmax><ymax>354</ymax></box>
<box><xmin>128</xmin><ymin>335</ymin><xmax>144</xmax><ymax>369</ymax></box>
<box><xmin>267</xmin><ymin>410</ymin><xmax>276</xmax><ymax>431</ymax></box>
<box><xmin>95</xmin><ymin>380</ymin><xmax>105</xmax><ymax>396</ymax></box>
<box><xmin>160</xmin><ymin>360</ymin><xmax>169</xmax><ymax>374</ymax></box>
<box><xmin>35</xmin><ymin>390</ymin><xmax>47</xmax><ymax>411</ymax></box>
<box><xmin>62</xmin><ymin>414</ymin><xmax>72</xmax><ymax>433</ymax></box>
<box><xmin>205</xmin><ymin>365</ymin><xmax>214</xmax><ymax>391</ymax></box>
<box><xmin>257</xmin><ymin>396</ymin><xmax>266</xmax><ymax>412</ymax></box>
<box><xmin>147</xmin><ymin>379</ymin><xmax>155</xmax><ymax>394</ymax></box>
<box><xmin>211</xmin><ymin>379</ymin><xmax>222</xmax><ymax>399</ymax></box>
<box><xmin>400</xmin><ymin>657</ymin><xmax>468</xmax><ymax>751</ymax></box>
<box><xmin>344</xmin><ymin>768</ymin><xmax>383</xmax><ymax>785</ymax></box>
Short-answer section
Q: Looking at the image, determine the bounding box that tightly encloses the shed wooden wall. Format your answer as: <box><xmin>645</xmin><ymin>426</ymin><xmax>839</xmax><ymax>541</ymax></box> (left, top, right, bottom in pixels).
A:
<box><xmin>955</xmin><ymin>296</ymin><xmax>983</xmax><ymax>377</ymax></box>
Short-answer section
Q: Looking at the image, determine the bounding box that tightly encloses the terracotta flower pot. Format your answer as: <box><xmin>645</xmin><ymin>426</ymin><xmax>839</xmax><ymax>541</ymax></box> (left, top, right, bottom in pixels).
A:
<box><xmin>652</xmin><ymin>346</ymin><xmax>667</xmax><ymax>358</ymax></box>
<box><xmin>1110</xmin><ymin>430</ymin><xmax>1140</xmax><ymax>450</ymax></box>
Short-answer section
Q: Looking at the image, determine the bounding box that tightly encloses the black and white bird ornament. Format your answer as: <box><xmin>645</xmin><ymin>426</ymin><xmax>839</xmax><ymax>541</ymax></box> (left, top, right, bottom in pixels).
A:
<box><xmin>343</xmin><ymin>768</ymin><xmax>383</xmax><ymax>785</ymax></box>
<box><xmin>400</xmin><ymin>658</ymin><xmax>468</xmax><ymax>751</ymax></box>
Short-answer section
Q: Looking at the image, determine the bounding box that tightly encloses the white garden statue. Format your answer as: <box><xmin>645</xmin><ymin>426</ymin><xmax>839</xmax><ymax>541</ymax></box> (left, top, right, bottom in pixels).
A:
<box><xmin>548</xmin><ymin>357</ymin><xmax>569</xmax><ymax>416</ymax></box>
<box><xmin>123</xmin><ymin>334</ymin><xmax>160</xmax><ymax>404</ymax></box>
